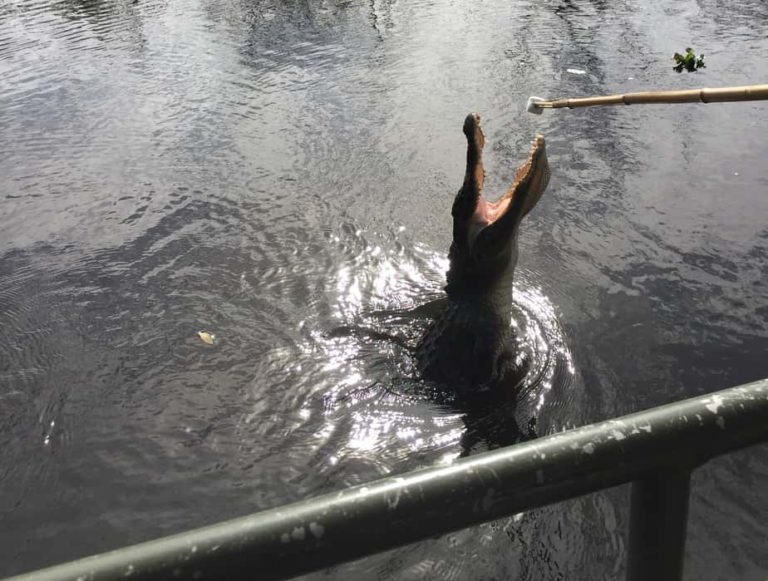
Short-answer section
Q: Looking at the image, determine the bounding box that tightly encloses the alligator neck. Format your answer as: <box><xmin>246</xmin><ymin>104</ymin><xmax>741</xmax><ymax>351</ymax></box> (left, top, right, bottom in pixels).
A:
<box><xmin>444</xmin><ymin>263</ymin><xmax>515</xmax><ymax>321</ymax></box>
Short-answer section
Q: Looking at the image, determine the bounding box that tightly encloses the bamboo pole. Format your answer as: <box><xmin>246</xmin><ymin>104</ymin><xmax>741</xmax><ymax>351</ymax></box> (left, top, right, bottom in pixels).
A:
<box><xmin>527</xmin><ymin>83</ymin><xmax>768</xmax><ymax>113</ymax></box>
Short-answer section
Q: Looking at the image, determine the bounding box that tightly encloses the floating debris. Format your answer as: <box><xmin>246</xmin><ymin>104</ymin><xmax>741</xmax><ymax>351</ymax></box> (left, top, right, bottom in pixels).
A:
<box><xmin>566</xmin><ymin>68</ymin><xmax>587</xmax><ymax>75</ymax></box>
<box><xmin>673</xmin><ymin>48</ymin><xmax>705</xmax><ymax>73</ymax></box>
<box><xmin>198</xmin><ymin>331</ymin><xmax>215</xmax><ymax>344</ymax></box>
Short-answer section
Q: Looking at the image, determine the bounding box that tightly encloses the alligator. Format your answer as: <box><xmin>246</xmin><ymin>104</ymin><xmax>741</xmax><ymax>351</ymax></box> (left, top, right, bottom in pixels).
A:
<box><xmin>415</xmin><ymin>113</ymin><xmax>550</xmax><ymax>396</ymax></box>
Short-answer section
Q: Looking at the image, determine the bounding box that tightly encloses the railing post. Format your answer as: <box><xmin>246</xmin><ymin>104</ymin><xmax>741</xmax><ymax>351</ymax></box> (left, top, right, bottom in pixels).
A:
<box><xmin>626</xmin><ymin>470</ymin><xmax>691</xmax><ymax>581</ymax></box>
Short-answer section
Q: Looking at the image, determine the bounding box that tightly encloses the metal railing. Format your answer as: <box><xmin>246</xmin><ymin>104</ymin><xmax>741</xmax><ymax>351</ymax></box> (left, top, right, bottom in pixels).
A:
<box><xmin>6</xmin><ymin>379</ymin><xmax>768</xmax><ymax>581</ymax></box>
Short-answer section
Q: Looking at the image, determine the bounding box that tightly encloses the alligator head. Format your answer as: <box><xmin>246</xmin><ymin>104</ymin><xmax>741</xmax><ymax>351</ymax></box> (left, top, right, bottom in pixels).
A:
<box><xmin>416</xmin><ymin>113</ymin><xmax>550</xmax><ymax>394</ymax></box>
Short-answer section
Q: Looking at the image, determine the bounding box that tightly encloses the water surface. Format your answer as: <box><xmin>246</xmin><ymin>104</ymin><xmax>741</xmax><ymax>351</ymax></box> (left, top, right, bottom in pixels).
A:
<box><xmin>2</xmin><ymin>0</ymin><xmax>768</xmax><ymax>579</ymax></box>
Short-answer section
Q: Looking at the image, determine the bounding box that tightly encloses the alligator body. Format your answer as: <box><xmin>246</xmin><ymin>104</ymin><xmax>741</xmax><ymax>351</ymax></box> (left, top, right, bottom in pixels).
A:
<box><xmin>415</xmin><ymin>113</ymin><xmax>550</xmax><ymax>395</ymax></box>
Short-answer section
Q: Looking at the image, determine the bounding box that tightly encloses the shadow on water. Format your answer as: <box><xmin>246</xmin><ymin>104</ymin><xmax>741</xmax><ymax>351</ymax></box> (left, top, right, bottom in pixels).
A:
<box><xmin>52</xmin><ymin>0</ymin><xmax>148</xmax><ymax>45</ymax></box>
<box><xmin>56</xmin><ymin>0</ymin><xmax>113</xmax><ymax>20</ymax></box>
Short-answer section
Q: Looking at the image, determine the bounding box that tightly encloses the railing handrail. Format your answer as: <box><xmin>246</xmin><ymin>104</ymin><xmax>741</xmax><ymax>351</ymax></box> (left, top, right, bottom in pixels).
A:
<box><xmin>5</xmin><ymin>379</ymin><xmax>768</xmax><ymax>581</ymax></box>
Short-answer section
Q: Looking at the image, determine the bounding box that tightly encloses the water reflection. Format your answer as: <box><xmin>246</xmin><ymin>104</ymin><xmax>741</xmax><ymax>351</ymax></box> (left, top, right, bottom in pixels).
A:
<box><xmin>2</xmin><ymin>0</ymin><xmax>768</xmax><ymax>578</ymax></box>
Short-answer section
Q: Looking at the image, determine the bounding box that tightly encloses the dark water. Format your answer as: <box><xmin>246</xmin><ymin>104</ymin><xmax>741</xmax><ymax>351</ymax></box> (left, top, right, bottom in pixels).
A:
<box><xmin>2</xmin><ymin>0</ymin><xmax>768</xmax><ymax>578</ymax></box>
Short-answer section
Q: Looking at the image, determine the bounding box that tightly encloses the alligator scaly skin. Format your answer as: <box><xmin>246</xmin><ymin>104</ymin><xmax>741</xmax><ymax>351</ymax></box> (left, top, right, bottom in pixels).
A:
<box><xmin>415</xmin><ymin>297</ymin><xmax>517</xmax><ymax>393</ymax></box>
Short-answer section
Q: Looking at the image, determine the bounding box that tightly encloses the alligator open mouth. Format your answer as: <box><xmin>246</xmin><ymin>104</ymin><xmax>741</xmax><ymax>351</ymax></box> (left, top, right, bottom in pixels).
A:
<box><xmin>475</xmin><ymin>134</ymin><xmax>548</xmax><ymax>226</ymax></box>
<box><xmin>458</xmin><ymin>114</ymin><xmax>549</xmax><ymax>240</ymax></box>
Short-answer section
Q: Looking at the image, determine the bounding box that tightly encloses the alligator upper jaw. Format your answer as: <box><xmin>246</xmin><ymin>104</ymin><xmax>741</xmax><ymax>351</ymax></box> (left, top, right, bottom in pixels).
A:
<box><xmin>455</xmin><ymin>114</ymin><xmax>549</xmax><ymax>249</ymax></box>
